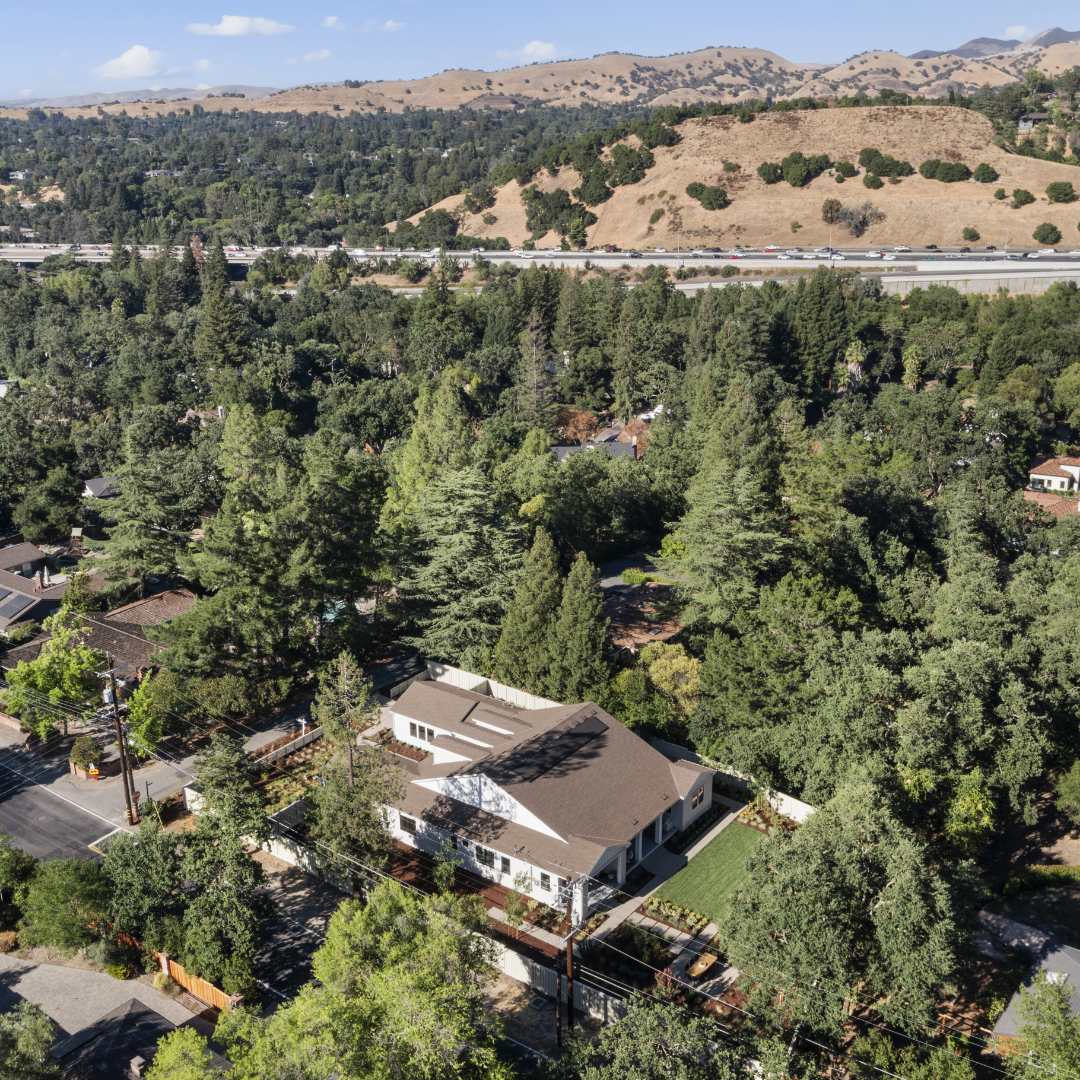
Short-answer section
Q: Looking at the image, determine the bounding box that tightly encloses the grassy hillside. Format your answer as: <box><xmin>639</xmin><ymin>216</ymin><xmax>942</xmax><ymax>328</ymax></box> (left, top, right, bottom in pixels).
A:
<box><xmin>406</xmin><ymin>107</ymin><xmax>1080</xmax><ymax>249</ymax></box>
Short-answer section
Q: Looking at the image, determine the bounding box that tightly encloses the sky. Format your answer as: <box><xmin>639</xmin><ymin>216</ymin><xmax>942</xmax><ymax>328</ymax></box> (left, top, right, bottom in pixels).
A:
<box><xmin>1</xmin><ymin>2</ymin><xmax>1073</xmax><ymax>101</ymax></box>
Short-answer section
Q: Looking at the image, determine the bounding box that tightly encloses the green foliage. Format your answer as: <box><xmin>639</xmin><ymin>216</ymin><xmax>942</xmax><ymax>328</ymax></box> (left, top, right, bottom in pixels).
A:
<box><xmin>859</xmin><ymin>148</ymin><xmax>914</xmax><ymax>178</ymax></box>
<box><xmin>1056</xmin><ymin>759</ymin><xmax>1080</xmax><ymax>823</ymax></box>
<box><xmin>919</xmin><ymin>159</ymin><xmax>972</xmax><ymax>182</ymax></box>
<box><xmin>3</xmin><ymin>622</ymin><xmax>40</xmax><ymax>647</ymax></box>
<box><xmin>521</xmin><ymin>186</ymin><xmax>597</xmax><ymax>238</ymax></box>
<box><xmin>835</xmin><ymin>161</ymin><xmax>857</xmax><ymax>178</ymax></box>
<box><xmin>779</xmin><ymin>150</ymin><xmax>832</xmax><ymax>187</ymax></box>
<box><xmin>1034</xmin><ymin>222</ymin><xmax>1063</xmax><ymax>244</ymax></box>
<box><xmin>146</xmin><ymin>1027</ymin><xmax>225</xmax><ymax>1080</ymax></box>
<box><xmin>821</xmin><ymin>198</ymin><xmax>842</xmax><ymax>224</ymax></box>
<box><xmin>0</xmin><ymin>1001</ymin><xmax>60</xmax><ymax>1080</ymax></box>
<box><xmin>1015</xmin><ymin>971</ymin><xmax>1080</xmax><ymax>1075</ymax></box>
<box><xmin>547</xmin><ymin>553</ymin><xmax>612</xmax><ymax>702</ymax></box>
<box><xmin>19</xmin><ymin>858</ymin><xmax>110</xmax><ymax>951</ymax></box>
<box><xmin>0</xmin><ymin>832</ymin><xmax>35</xmax><ymax>912</ymax></box>
<box><xmin>68</xmin><ymin>735</ymin><xmax>102</xmax><ymax>770</ymax></box>
<box><xmin>863</xmin><ymin>173</ymin><xmax>884</xmax><ymax>189</ymax></box>
<box><xmin>12</xmin><ymin>467</ymin><xmax>81</xmax><ymax>543</ymax></box>
<box><xmin>1047</xmin><ymin>181</ymin><xmax>1077</xmax><ymax>203</ymax></box>
<box><xmin>757</xmin><ymin>161</ymin><xmax>782</xmax><ymax>184</ymax></box>
<box><xmin>962</xmin><ymin>226</ymin><xmax>981</xmax><ymax>241</ymax></box>
<box><xmin>1012</xmin><ymin>188</ymin><xmax>1036</xmax><ymax>207</ymax></box>
<box><xmin>973</xmin><ymin>162</ymin><xmax>999</xmax><ymax>183</ymax></box>
<box><xmin>995</xmin><ymin>187</ymin><xmax>1007</xmax><ymax>200</ymax></box>
<box><xmin>432</xmin><ymin>837</ymin><xmax>463</xmax><ymax>893</ymax></box>
<box><xmin>848</xmin><ymin>1031</ymin><xmax>975</xmax><ymax>1080</ymax></box>
<box><xmin>684</xmin><ymin>182</ymin><xmax>729</xmax><ymax>210</ymax></box>
<box><xmin>648</xmin><ymin>207</ymin><xmax>664</xmax><ymax>225</ymax></box>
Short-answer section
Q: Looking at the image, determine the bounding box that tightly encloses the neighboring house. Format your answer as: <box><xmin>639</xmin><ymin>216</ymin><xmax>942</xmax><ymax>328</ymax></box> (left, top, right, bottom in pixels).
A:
<box><xmin>1027</xmin><ymin>454</ymin><xmax>1080</xmax><ymax>493</ymax></box>
<box><xmin>99</xmin><ymin>588</ymin><xmax>196</xmax><ymax>628</ymax></box>
<box><xmin>0</xmin><ymin>564</ymin><xmax>90</xmax><ymax>635</ymax></box>
<box><xmin>552</xmin><ymin>439</ymin><xmax>638</xmax><ymax>464</ymax></box>
<box><xmin>82</xmin><ymin>476</ymin><xmax>121</xmax><ymax>499</ymax></box>
<box><xmin>0</xmin><ymin>541</ymin><xmax>46</xmax><ymax>578</ymax></box>
<box><xmin>1019</xmin><ymin>112</ymin><xmax>1053</xmax><ymax>130</ymax></box>
<box><xmin>616</xmin><ymin>418</ymin><xmax>651</xmax><ymax>456</ymax></box>
<box><xmin>1023</xmin><ymin>489</ymin><xmax>1078</xmax><ymax>517</ymax></box>
<box><xmin>604</xmin><ymin>581</ymin><xmax>682</xmax><ymax>657</ymax></box>
<box><xmin>0</xmin><ymin>380</ymin><xmax>17</xmax><ymax>398</ymax></box>
<box><xmin>993</xmin><ymin>941</ymin><xmax>1080</xmax><ymax>1045</ymax></box>
<box><xmin>52</xmin><ymin>997</ymin><xmax>228</xmax><ymax>1079</ymax></box>
<box><xmin>381</xmin><ymin>678</ymin><xmax>714</xmax><ymax>917</ymax></box>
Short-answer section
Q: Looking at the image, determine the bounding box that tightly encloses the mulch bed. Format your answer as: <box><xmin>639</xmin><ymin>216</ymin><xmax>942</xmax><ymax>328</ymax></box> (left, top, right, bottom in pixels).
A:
<box><xmin>664</xmin><ymin>803</ymin><xmax>725</xmax><ymax>855</ymax></box>
<box><xmin>369</xmin><ymin>729</ymin><xmax>429</xmax><ymax>762</ymax></box>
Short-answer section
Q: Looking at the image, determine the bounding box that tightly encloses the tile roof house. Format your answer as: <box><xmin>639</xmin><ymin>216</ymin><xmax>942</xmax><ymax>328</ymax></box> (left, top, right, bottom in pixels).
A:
<box><xmin>1023</xmin><ymin>489</ymin><xmax>1078</xmax><ymax>517</ymax></box>
<box><xmin>381</xmin><ymin>678</ymin><xmax>714</xmax><ymax>918</ymax></box>
<box><xmin>1028</xmin><ymin>454</ymin><xmax>1080</xmax><ymax>493</ymax></box>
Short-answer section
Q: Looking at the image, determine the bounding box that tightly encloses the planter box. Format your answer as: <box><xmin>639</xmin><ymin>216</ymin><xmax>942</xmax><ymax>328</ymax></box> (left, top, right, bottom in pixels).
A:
<box><xmin>0</xmin><ymin>711</ymin><xmax>22</xmax><ymax>733</ymax></box>
<box><xmin>69</xmin><ymin>759</ymin><xmax>121</xmax><ymax>780</ymax></box>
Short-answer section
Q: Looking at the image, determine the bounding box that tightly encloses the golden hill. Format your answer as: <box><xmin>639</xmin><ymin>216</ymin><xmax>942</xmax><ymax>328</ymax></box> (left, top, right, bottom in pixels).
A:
<box><xmin>5</xmin><ymin>39</ymin><xmax>1080</xmax><ymax>122</ymax></box>
<box><xmin>400</xmin><ymin>107</ymin><xmax>1080</xmax><ymax>251</ymax></box>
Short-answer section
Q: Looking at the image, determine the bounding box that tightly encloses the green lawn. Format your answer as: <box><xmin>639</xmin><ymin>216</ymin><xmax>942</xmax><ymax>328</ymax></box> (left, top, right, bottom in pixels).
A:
<box><xmin>652</xmin><ymin>823</ymin><xmax>763</xmax><ymax>928</ymax></box>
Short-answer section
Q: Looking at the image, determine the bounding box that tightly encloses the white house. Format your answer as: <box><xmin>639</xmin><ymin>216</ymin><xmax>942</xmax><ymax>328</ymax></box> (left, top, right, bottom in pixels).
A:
<box><xmin>381</xmin><ymin>678</ymin><xmax>714</xmax><ymax>919</ymax></box>
<box><xmin>1028</xmin><ymin>454</ymin><xmax>1080</xmax><ymax>493</ymax></box>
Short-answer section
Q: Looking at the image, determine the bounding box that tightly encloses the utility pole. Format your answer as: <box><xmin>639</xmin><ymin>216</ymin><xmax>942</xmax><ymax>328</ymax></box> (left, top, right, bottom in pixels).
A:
<box><xmin>100</xmin><ymin>659</ymin><xmax>136</xmax><ymax>825</ymax></box>
<box><xmin>555</xmin><ymin>962</ymin><xmax>562</xmax><ymax>1047</ymax></box>
<box><xmin>565</xmin><ymin>887</ymin><xmax>575</xmax><ymax>1031</ymax></box>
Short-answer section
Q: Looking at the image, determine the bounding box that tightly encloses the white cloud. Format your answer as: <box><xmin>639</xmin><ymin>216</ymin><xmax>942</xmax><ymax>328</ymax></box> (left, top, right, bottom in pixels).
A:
<box><xmin>1006</xmin><ymin>25</ymin><xmax>1028</xmax><ymax>39</ymax></box>
<box><xmin>303</xmin><ymin>48</ymin><xmax>332</xmax><ymax>60</ymax></box>
<box><xmin>18</xmin><ymin>89</ymin><xmax>32</xmax><ymax>97</ymax></box>
<box><xmin>93</xmin><ymin>44</ymin><xmax>162</xmax><ymax>79</ymax></box>
<box><xmin>196</xmin><ymin>83</ymin><xmax>212</xmax><ymax>89</ymax></box>
<box><xmin>361</xmin><ymin>18</ymin><xmax>404</xmax><ymax>31</ymax></box>
<box><xmin>322</xmin><ymin>15</ymin><xmax>339</xmax><ymax>27</ymax></box>
<box><xmin>195</xmin><ymin>58</ymin><xmax>210</xmax><ymax>70</ymax></box>
<box><xmin>496</xmin><ymin>40</ymin><xmax>557</xmax><ymax>60</ymax></box>
<box><xmin>186</xmin><ymin>15</ymin><xmax>294</xmax><ymax>36</ymax></box>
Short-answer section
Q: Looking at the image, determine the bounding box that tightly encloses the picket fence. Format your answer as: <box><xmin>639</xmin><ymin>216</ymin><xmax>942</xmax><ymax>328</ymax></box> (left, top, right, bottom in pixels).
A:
<box><xmin>649</xmin><ymin>737</ymin><xmax>816</xmax><ymax>823</ymax></box>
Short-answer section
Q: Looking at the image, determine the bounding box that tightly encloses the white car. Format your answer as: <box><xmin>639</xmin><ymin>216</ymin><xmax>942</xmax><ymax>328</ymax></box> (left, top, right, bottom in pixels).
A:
<box><xmin>883</xmin><ymin>254</ymin><xmax>896</xmax><ymax>261</ymax></box>
<box><xmin>786</xmin><ymin>248</ymin><xmax>802</xmax><ymax>253</ymax></box>
<box><xmin>814</xmin><ymin>247</ymin><xmax>831</xmax><ymax>253</ymax></box>
<box><xmin>1026</xmin><ymin>252</ymin><xmax>1041</xmax><ymax>259</ymax></box>
<box><xmin>654</xmin><ymin>247</ymin><xmax>667</xmax><ymax>252</ymax></box>
<box><xmin>763</xmin><ymin>245</ymin><xmax>779</xmax><ymax>252</ymax></box>
<box><xmin>1069</xmin><ymin>250</ymin><xmax>1080</xmax><ymax>255</ymax></box>
<box><xmin>865</xmin><ymin>251</ymin><xmax>882</xmax><ymax>259</ymax></box>
<box><xmin>1038</xmin><ymin>248</ymin><xmax>1057</xmax><ymax>254</ymax></box>
<box><xmin>893</xmin><ymin>246</ymin><xmax>911</xmax><ymax>252</ymax></box>
<box><xmin>520</xmin><ymin>252</ymin><xmax>534</xmax><ymax>259</ymax></box>
<box><xmin>802</xmin><ymin>254</ymin><xmax>816</xmax><ymax>259</ymax></box>
<box><xmin>832</xmin><ymin>254</ymin><xmax>846</xmax><ymax>261</ymax></box>
<box><xmin>777</xmin><ymin>254</ymin><xmax>792</xmax><ymax>260</ymax></box>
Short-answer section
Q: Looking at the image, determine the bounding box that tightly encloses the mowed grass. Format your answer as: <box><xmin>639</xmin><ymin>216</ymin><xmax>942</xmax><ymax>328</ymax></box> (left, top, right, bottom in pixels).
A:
<box><xmin>653</xmin><ymin>823</ymin><xmax>764</xmax><ymax>928</ymax></box>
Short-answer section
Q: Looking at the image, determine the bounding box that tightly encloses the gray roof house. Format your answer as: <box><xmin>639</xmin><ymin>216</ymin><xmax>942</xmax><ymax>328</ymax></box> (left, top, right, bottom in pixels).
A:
<box><xmin>0</xmin><ymin>542</ymin><xmax>46</xmax><ymax>577</ymax></box>
<box><xmin>82</xmin><ymin>477</ymin><xmax>121</xmax><ymax>499</ymax></box>
<box><xmin>552</xmin><ymin>440</ymin><xmax>638</xmax><ymax>464</ymax></box>
<box><xmin>993</xmin><ymin>938</ymin><xmax>1080</xmax><ymax>1042</ymax></box>
<box><xmin>381</xmin><ymin>679</ymin><xmax>714</xmax><ymax>918</ymax></box>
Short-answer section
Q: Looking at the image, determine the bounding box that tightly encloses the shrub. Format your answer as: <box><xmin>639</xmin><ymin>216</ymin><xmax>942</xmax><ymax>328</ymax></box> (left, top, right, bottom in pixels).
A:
<box><xmin>69</xmin><ymin>736</ymin><xmax>102</xmax><ymax>770</ymax></box>
<box><xmin>919</xmin><ymin>159</ymin><xmax>972</xmax><ymax>182</ymax></box>
<box><xmin>861</xmin><ymin>150</ymin><xmax>914</xmax><ymax>178</ymax></box>
<box><xmin>649</xmin><ymin>208</ymin><xmax>664</xmax><ymax>224</ymax></box>
<box><xmin>106</xmin><ymin>963</ymin><xmax>131</xmax><ymax>980</ymax></box>
<box><xmin>994</xmin><ymin>187</ymin><xmax>1007</xmax><ymax>200</ymax></box>
<box><xmin>1047</xmin><ymin>181</ymin><xmax>1077</xmax><ymax>203</ymax></box>
<box><xmin>622</xmin><ymin>568</ymin><xmax>650</xmax><ymax>585</ymax></box>
<box><xmin>781</xmin><ymin>150</ymin><xmax>831</xmax><ymax>187</ymax></box>
<box><xmin>835</xmin><ymin>161</ymin><xmax>857</xmax><ymax>178</ymax></box>
<box><xmin>4</xmin><ymin>622</ymin><xmax>41</xmax><ymax>647</ymax></box>
<box><xmin>684</xmin><ymin>182</ymin><xmax>729</xmax><ymax>209</ymax></box>
<box><xmin>973</xmin><ymin>163</ymin><xmax>999</xmax><ymax>183</ymax></box>
<box><xmin>1033</xmin><ymin>222</ymin><xmax>1062</xmax><ymax>244</ymax></box>
<box><xmin>152</xmin><ymin>972</ymin><xmax>182</xmax><ymax>996</ymax></box>
<box><xmin>821</xmin><ymin>198</ymin><xmax>842</xmax><ymax>224</ymax></box>
<box><xmin>962</xmin><ymin>226</ymin><xmax>980</xmax><ymax>241</ymax></box>
<box><xmin>720</xmin><ymin>265</ymin><xmax>740</xmax><ymax>277</ymax></box>
<box><xmin>721</xmin><ymin>160</ymin><xmax>741</xmax><ymax>172</ymax></box>
<box><xmin>0</xmin><ymin>931</ymin><xmax>15</xmax><ymax>954</ymax></box>
<box><xmin>838</xmin><ymin>201</ymin><xmax>885</xmax><ymax>238</ymax></box>
<box><xmin>1011</xmin><ymin>188</ymin><xmax>1035</xmax><ymax>208</ymax></box>
<box><xmin>863</xmin><ymin>174</ymin><xmax>884</xmax><ymax>189</ymax></box>
<box><xmin>757</xmin><ymin>161</ymin><xmax>782</xmax><ymax>184</ymax></box>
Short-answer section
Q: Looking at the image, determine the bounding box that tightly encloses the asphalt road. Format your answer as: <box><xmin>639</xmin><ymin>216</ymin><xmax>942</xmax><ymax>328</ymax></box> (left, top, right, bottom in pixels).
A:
<box><xmin>0</xmin><ymin>779</ymin><xmax>108</xmax><ymax>860</ymax></box>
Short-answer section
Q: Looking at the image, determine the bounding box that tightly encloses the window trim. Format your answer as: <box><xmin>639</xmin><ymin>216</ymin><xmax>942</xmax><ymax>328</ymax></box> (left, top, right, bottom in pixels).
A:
<box><xmin>691</xmin><ymin>785</ymin><xmax>705</xmax><ymax>810</ymax></box>
<box><xmin>409</xmin><ymin>722</ymin><xmax>417</xmax><ymax>739</ymax></box>
<box><xmin>540</xmin><ymin>873</ymin><xmax>551</xmax><ymax>892</ymax></box>
<box><xmin>476</xmin><ymin>846</ymin><xmax>495</xmax><ymax>869</ymax></box>
<box><xmin>500</xmin><ymin>855</ymin><xmax>511</xmax><ymax>875</ymax></box>
<box><xmin>400</xmin><ymin>814</ymin><xmax>417</xmax><ymax>835</ymax></box>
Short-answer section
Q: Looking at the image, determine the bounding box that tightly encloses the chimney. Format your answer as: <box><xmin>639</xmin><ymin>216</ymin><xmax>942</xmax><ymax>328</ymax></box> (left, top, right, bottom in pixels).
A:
<box><xmin>130</xmin><ymin>1056</ymin><xmax>147</xmax><ymax>1078</ymax></box>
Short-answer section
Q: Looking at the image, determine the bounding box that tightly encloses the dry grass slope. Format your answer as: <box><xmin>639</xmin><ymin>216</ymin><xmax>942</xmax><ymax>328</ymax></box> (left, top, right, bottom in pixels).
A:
<box><xmin>408</xmin><ymin>108</ymin><xmax>1080</xmax><ymax>250</ymax></box>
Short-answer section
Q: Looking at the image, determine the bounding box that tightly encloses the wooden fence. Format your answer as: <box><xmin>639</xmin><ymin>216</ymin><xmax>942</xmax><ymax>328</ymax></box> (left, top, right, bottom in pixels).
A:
<box><xmin>158</xmin><ymin>952</ymin><xmax>240</xmax><ymax>1013</ymax></box>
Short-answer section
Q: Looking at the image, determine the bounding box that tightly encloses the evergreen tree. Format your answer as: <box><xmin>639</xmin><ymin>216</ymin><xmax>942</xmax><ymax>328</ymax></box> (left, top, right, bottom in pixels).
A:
<box><xmin>492</xmin><ymin>528</ymin><xmax>562</xmax><ymax>694</ymax></box>
<box><xmin>794</xmin><ymin>268</ymin><xmax>848</xmax><ymax>394</ymax></box>
<box><xmin>194</xmin><ymin>238</ymin><xmax>246</xmax><ymax>366</ymax></box>
<box><xmin>109</xmin><ymin>228</ymin><xmax>125</xmax><ymax>271</ymax></box>
<box><xmin>396</xmin><ymin>467</ymin><xmax>524</xmax><ymax>671</ymax></box>
<box><xmin>515</xmin><ymin>307</ymin><xmax>556</xmax><ymax>435</ymax></box>
<box><xmin>548</xmin><ymin>552</ymin><xmax>611</xmax><ymax>702</ymax></box>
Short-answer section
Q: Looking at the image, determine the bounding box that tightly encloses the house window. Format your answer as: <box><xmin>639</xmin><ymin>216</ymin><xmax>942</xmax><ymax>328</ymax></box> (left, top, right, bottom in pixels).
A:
<box><xmin>692</xmin><ymin>786</ymin><xmax>705</xmax><ymax>810</ymax></box>
<box><xmin>409</xmin><ymin>722</ymin><xmax>418</xmax><ymax>739</ymax></box>
<box><xmin>557</xmin><ymin>877</ymin><xmax>567</xmax><ymax>892</ymax></box>
<box><xmin>400</xmin><ymin>815</ymin><xmax>417</xmax><ymax>835</ymax></box>
<box><xmin>540</xmin><ymin>873</ymin><xmax>551</xmax><ymax>891</ymax></box>
<box><xmin>426</xmin><ymin>726</ymin><xmax>436</xmax><ymax>743</ymax></box>
<box><xmin>476</xmin><ymin>846</ymin><xmax>495</xmax><ymax>868</ymax></box>
<box><xmin>500</xmin><ymin>856</ymin><xmax>511</xmax><ymax>875</ymax></box>
<box><xmin>456</xmin><ymin>836</ymin><xmax>470</xmax><ymax>850</ymax></box>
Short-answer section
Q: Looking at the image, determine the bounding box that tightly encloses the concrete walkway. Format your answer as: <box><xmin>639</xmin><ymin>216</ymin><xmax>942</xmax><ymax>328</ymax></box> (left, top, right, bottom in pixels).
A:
<box><xmin>0</xmin><ymin>954</ymin><xmax>201</xmax><ymax>1038</ymax></box>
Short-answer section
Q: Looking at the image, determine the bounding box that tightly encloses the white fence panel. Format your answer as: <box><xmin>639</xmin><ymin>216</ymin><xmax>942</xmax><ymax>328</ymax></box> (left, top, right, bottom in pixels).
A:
<box><xmin>253</xmin><ymin>726</ymin><xmax>323</xmax><ymax>766</ymax></box>
<box><xmin>425</xmin><ymin>662</ymin><xmax>562</xmax><ymax>710</ymax></box>
<box><xmin>649</xmin><ymin>739</ymin><xmax>815</xmax><ymax>822</ymax></box>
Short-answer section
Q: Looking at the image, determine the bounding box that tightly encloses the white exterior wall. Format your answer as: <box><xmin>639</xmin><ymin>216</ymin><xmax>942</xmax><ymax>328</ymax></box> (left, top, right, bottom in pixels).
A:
<box><xmin>388</xmin><ymin>807</ymin><xmax>570</xmax><ymax>904</ymax></box>
<box><xmin>677</xmin><ymin>770</ymin><xmax>714</xmax><ymax>830</ymax></box>
<box><xmin>414</xmin><ymin>774</ymin><xmax>565</xmax><ymax>843</ymax></box>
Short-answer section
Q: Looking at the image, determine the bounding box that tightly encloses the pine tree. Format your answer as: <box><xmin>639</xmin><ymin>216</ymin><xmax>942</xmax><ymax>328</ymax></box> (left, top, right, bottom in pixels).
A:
<box><xmin>492</xmin><ymin>528</ymin><xmax>562</xmax><ymax>694</ymax></box>
<box><xmin>109</xmin><ymin>228</ymin><xmax>125</xmax><ymax>271</ymax></box>
<box><xmin>548</xmin><ymin>553</ymin><xmax>611</xmax><ymax>703</ymax></box>
<box><xmin>516</xmin><ymin>308</ymin><xmax>556</xmax><ymax>435</ymax></box>
<box><xmin>396</xmin><ymin>467</ymin><xmax>523</xmax><ymax>671</ymax></box>
<box><xmin>794</xmin><ymin>268</ymin><xmax>848</xmax><ymax>395</ymax></box>
<box><xmin>194</xmin><ymin>238</ymin><xmax>246</xmax><ymax>366</ymax></box>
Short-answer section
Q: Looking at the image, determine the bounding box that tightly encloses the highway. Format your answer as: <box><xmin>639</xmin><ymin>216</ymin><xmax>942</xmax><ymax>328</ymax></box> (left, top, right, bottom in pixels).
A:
<box><xmin>6</xmin><ymin>243</ymin><xmax>1080</xmax><ymax>293</ymax></box>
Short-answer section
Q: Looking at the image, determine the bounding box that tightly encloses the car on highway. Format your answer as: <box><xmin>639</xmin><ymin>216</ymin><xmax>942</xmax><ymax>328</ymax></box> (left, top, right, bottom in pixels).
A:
<box><xmin>1039</xmin><ymin>248</ymin><xmax>1057</xmax><ymax>254</ymax></box>
<box><xmin>654</xmin><ymin>248</ymin><xmax>667</xmax><ymax>253</ymax></box>
<box><xmin>814</xmin><ymin>247</ymin><xmax>831</xmax><ymax>253</ymax></box>
<box><xmin>688</xmin><ymin>251</ymin><xmax>702</xmax><ymax>257</ymax></box>
<box><xmin>957</xmin><ymin>247</ymin><xmax>970</xmax><ymax>253</ymax></box>
<box><xmin>786</xmin><ymin>248</ymin><xmax>802</xmax><ymax>253</ymax></box>
<box><xmin>924</xmin><ymin>244</ymin><xmax>938</xmax><ymax>250</ymax></box>
<box><xmin>1026</xmin><ymin>252</ymin><xmax>1041</xmax><ymax>259</ymax></box>
<box><xmin>763</xmin><ymin>245</ymin><xmax>779</xmax><ymax>252</ymax></box>
<box><xmin>831</xmin><ymin>254</ymin><xmax>846</xmax><ymax>260</ymax></box>
<box><xmin>1070</xmin><ymin>250</ymin><xmax>1080</xmax><ymax>255</ymax></box>
<box><xmin>883</xmin><ymin>255</ymin><xmax>896</xmax><ymax>261</ymax></box>
<box><xmin>865</xmin><ymin>251</ymin><xmax>882</xmax><ymax>258</ymax></box>
<box><xmin>1006</xmin><ymin>254</ymin><xmax>1021</xmax><ymax>260</ymax></box>
<box><xmin>777</xmin><ymin>254</ymin><xmax>792</xmax><ymax>260</ymax></box>
<box><xmin>626</xmin><ymin>251</ymin><xmax>642</xmax><ymax>258</ymax></box>
<box><xmin>520</xmin><ymin>252</ymin><xmax>534</xmax><ymax>259</ymax></box>
<box><xmin>802</xmin><ymin>254</ymin><xmax>817</xmax><ymax>259</ymax></box>
<box><xmin>985</xmin><ymin>246</ymin><xmax>997</xmax><ymax>251</ymax></box>
<box><xmin>729</xmin><ymin>253</ymin><xmax>744</xmax><ymax>259</ymax></box>
<box><xmin>894</xmin><ymin>246</ymin><xmax>911</xmax><ymax>252</ymax></box>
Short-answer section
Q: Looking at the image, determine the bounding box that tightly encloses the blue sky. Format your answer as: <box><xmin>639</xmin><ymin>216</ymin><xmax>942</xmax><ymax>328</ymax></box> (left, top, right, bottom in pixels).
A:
<box><xmin>1</xmin><ymin>2</ymin><xmax>1071</xmax><ymax>100</ymax></box>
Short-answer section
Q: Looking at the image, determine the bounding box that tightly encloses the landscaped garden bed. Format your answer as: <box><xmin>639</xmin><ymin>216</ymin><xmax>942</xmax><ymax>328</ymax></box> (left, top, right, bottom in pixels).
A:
<box><xmin>737</xmin><ymin>801</ymin><xmax>797</xmax><ymax>835</ymax></box>
<box><xmin>368</xmin><ymin>728</ymin><xmax>430</xmax><ymax>762</ymax></box>
<box><xmin>527</xmin><ymin>904</ymin><xmax>609</xmax><ymax>942</ymax></box>
<box><xmin>577</xmin><ymin>921</ymin><xmax>677</xmax><ymax>991</ymax></box>
<box><xmin>637</xmin><ymin>896</ymin><xmax>709</xmax><ymax>935</ymax></box>
<box><xmin>664</xmin><ymin>803</ymin><xmax>725</xmax><ymax>855</ymax></box>
<box><xmin>257</xmin><ymin>741</ymin><xmax>334</xmax><ymax>812</ymax></box>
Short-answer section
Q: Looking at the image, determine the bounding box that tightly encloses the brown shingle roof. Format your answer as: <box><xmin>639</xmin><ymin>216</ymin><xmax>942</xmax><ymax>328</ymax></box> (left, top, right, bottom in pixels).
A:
<box><xmin>0</xmin><ymin>542</ymin><xmax>43</xmax><ymax>572</ymax></box>
<box><xmin>101</xmin><ymin>588</ymin><xmax>196</xmax><ymax>627</ymax></box>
